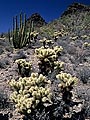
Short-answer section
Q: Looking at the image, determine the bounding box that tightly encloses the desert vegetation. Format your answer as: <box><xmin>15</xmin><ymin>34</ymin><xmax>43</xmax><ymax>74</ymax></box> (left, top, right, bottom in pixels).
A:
<box><xmin>0</xmin><ymin>2</ymin><xmax>90</xmax><ymax>120</ymax></box>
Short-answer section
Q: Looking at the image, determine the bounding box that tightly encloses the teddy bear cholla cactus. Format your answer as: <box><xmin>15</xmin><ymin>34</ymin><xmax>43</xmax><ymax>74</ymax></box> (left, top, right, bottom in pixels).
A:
<box><xmin>54</xmin><ymin>61</ymin><xmax>64</xmax><ymax>71</ymax></box>
<box><xmin>9</xmin><ymin>73</ymin><xmax>52</xmax><ymax>114</ymax></box>
<box><xmin>35</xmin><ymin>47</ymin><xmax>57</xmax><ymax>60</ymax></box>
<box><xmin>53</xmin><ymin>30</ymin><xmax>67</xmax><ymax>41</ymax></box>
<box><xmin>56</xmin><ymin>72</ymin><xmax>84</xmax><ymax>119</ymax></box>
<box><xmin>30</xmin><ymin>31</ymin><xmax>39</xmax><ymax>42</ymax></box>
<box><xmin>40</xmin><ymin>37</ymin><xmax>54</xmax><ymax>48</ymax></box>
<box><xmin>56</xmin><ymin>72</ymin><xmax>78</xmax><ymax>103</ymax></box>
<box><xmin>35</xmin><ymin>46</ymin><xmax>63</xmax><ymax>75</ymax></box>
<box><xmin>15</xmin><ymin>59</ymin><xmax>32</xmax><ymax>77</ymax></box>
<box><xmin>53</xmin><ymin>46</ymin><xmax>63</xmax><ymax>56</ymax></box>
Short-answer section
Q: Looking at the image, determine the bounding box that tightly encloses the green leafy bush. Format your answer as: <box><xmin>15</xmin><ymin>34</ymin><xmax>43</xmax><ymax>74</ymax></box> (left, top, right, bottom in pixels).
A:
<box><xmin>9</xmin><ymin>73</ymin><xmax>52</xmax><ymax>114</ymax></box>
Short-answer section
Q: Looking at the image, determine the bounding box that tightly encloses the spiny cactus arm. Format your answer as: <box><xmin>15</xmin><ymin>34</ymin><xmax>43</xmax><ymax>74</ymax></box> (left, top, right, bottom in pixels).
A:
<box><xmin>54</xmin><ymin>61</ymin><xmax>64</xmax><ymax>70</ymax></box>
<box><xmin>12</xmin><ymin>17</ymin><xmax>17</xmax><ymax>48</ymax></box>
<box><xmin>20</xmin><ymin>12</ymin><xmax>23</xmax><ymax>29</ymax></box>
<box><xmin>15</xmin><ymin>16</ymin><xmax>18</xmax><ymax>31</ymax></box>
<box><xmin>24</xmin><ymin>13</ymin><xmax>27</xmax><ymax>27</ymax></box>
<box><xmin>31</xmin><ymin>20</ymin><xmax>34</xmax><ymax>32</ymax></box>
<box><xmin>53</xmin><ymin>46</ymin><xmax>63</xmax><ymax>55</ymax></box>
<box><xmin>8</xmin><ymin>29</ymin><xmax>11</xmax><ymax>44</ymax></box>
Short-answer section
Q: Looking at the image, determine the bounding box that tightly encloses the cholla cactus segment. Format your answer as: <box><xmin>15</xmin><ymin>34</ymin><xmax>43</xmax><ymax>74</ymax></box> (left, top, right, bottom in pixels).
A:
<box><xmin>30</xmin><ymin>31</ymin><xmax>39</xmax><ymax>39</ymax></box>
<box><xmin>53</xmin><ymin>46</ymin><xmax>63</xmax><ymax>55</ymax></box>
<box><xmin>56</xmin><ymin>72</ymin><xmax>78</xmax><ymax>90</ymax></box>
<box><xmin>9</xmin><ymin>73</ymin><xmax>52</xmax><ymax>114</ymax></box>
<box><xmin>54</xmin><ymin>61</ymin><xmax>64</xmax><ymax>70</ymax></box>
<box><xmin>53</xmin><ymin>30</ymin><xmax>67</xmax><ymax>41</ymax></box>
<box><xmin>35</xmin><ymin>47</ymin><xmax>57</xmax><ymax>60</ymax></box>
<box><xmin>40</xmin><ymin>37</ymin><xmax>54</xmax><ymax>48</ymax></box>
<box><xmin>83</xmin><ymin>42</ymin><xmax>90</xmax><ymax>47</ymax></box>
<box><xmin>15</xmin><ymin>59</ymin><xmax>32</xmax><ymax>77</ymax></box>
<box><xmin>15</xmin><ymin>59</ymin><xmax>26</xmax><ymax>64</ymax></box>
<box><xmin>40</xmin><ymin>37</ymin><xmax>47</xmax><ymax>43</ymax></box>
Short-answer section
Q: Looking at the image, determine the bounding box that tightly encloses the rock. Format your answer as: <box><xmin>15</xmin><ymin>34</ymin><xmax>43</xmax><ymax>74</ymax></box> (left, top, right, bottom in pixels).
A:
<box><xmin>13</xmin><ymin>50</ymin><xmax>27</xmax><ymax>61</ymax></box>
<box><xmin>61</xmin><ymin>3</ymin><xmax>90</xmax><ymax>16</ymax></box>
<box><xmin>26</xmin><ymin>13</ymin><xmax>47</xmax><ymax>28</ymax></box>
<box><xmin>0</xmin><ymin>59</ymin><xmax>9</xmax><ymax>69</ymax></box>
<box><xmin>0</xmin><ymin>48</ymin><xmax>4</xmax><ymax>55</ymax></box>
<box><xmin>0</xmin><ymin>113</ymin><xmax>8</xmax><ymax>120</ymax></box>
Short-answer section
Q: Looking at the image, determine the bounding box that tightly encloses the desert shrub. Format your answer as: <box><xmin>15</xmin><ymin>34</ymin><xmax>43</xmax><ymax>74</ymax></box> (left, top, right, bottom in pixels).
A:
<box><xmin>9</xmin><ymin>73</ymin><xmax>52</xmax><ymax>115</ymax></box>
<box><xmin>15</xmin><ymin>59</ymin><xmax>32</xmax><ymax>77</ymax></box>
<box><xmin>35</xmin><ymin>46</ymin><xmax>63</xmax><ymax>75</ymax></box>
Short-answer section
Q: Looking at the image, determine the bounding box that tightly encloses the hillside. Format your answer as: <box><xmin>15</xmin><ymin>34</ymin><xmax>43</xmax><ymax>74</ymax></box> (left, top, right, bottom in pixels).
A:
<box><xmin>0</xmin><ymin>2</ymin><xmax>90</xmax><ymax>120</ymax></box>
<box><xmin>26</xmin><ymin>13</ymin><xmax>47</xmax><ymax>28</ymax></box>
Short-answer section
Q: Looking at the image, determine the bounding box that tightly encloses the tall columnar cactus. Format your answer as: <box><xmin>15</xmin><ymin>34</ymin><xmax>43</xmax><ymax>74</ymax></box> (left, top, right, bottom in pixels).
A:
<box><xmin>9</xmin><ymin>13</ymin><xmax>34</xmax><ymax>49</ymax></box>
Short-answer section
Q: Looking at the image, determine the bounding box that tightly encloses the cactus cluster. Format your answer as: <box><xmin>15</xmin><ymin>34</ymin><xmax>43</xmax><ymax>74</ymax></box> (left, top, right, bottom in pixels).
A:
<box><xmin>35</xmin><ymin>46</ymin><xmax>63</xmax><ymax>75</ymax></box>
<box><xmin>83</xmin><ymin>42</ymin><xmax>90</xmax><ymax>48</ymax></box>
<box><xmin>53</xmin><ymin>30</ymin><xmax>68</xmax><ymax>41</ymax></box>
<box><xmin>56</xmin><ymin>72</ymin><xmax>78</xmax><ymax>91</ymax></box>
<box><xmin>30</xmin><ymin>31</ymin><xmax>39</xmax><ymax>41</ymax></box>
<box><xmin>56</xmin><ymin>72</ymin><xmax>78</xmax><ymax>103</ymax></box>
<box><xmin>40</xmin><ymin>37</ymin><xmax>53</xmax><ymax>48</ymax></box>
<box><xmin>54</xmin><ymin>61</ymin><xmax>64</xmax><ymax>71</ymax></box>
<box><xmin>56</xmin><ymin>73</ymin><xmax>79</xmax><ymax>119</ymax></box>
<box><xmin>81</xmin><ymin>35</ymin><xmax>90</xmax><ymax>39</ymax></box>
<box><xmin>15</xmin><ymin>59</ymin><xmax>32</xmax><ymax>77</ymax></box>
<box><xmin>8</xmin><ymin>13</ymin><xmax>35</xmax><ymax>49</ymax></box>
<box><xmin>69</xmin><ymin>36</ymin><xmax>78</xmax><ymax>41</ymax></box>
<box><xmin>53</xmin><ymin>46</ymin><xmax>63</xmax><ymax>56</ymax></box>
<box><xmin>9</xmin><ymin>73</ymin><xmax>52</xmax><ymax>114</ymax></box>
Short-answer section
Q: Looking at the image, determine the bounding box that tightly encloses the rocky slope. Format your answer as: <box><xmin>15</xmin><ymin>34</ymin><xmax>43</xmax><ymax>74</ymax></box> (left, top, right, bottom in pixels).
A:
<box><xmin>61</xmin><ymin>2</ymin><xmax>90</xmax><ymax>16</ymax></box>
<box><xmin>0</xmin><ymin>2</ymin><xmax>90</xmax><ymax>120</ymax></box>
<box><xmin>26</xmin><ymin>13</ymin><xmax>47</xmax><ymax>28</ymax></box>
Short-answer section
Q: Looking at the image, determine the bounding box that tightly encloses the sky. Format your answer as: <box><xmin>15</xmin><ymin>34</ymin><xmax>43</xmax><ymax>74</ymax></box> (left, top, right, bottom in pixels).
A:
<box><xmin>0</xmin><ymin>0</ymin><xmax>90</xmax><ymax>33</ymax></box>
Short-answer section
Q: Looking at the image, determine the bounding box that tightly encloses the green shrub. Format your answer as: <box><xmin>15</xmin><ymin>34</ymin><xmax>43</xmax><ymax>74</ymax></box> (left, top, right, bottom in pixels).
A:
<box><xmin>9</xmin><ymin>73</ymin><xmax>52</xmax><ymax>115</ymax></box>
